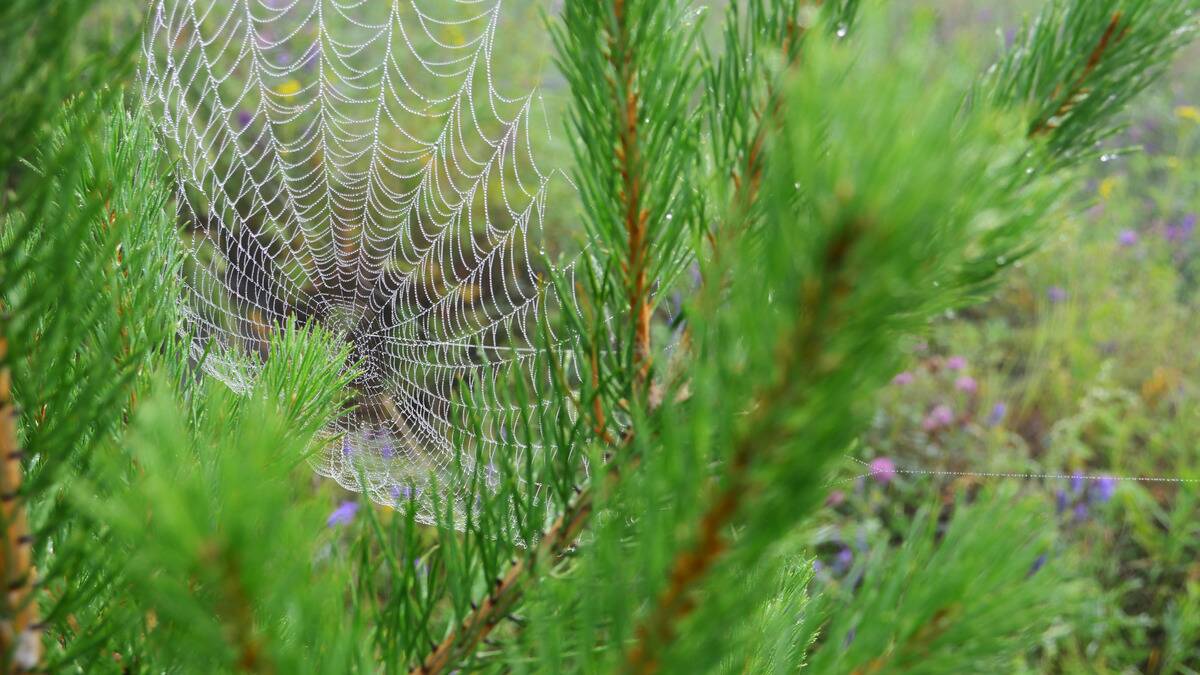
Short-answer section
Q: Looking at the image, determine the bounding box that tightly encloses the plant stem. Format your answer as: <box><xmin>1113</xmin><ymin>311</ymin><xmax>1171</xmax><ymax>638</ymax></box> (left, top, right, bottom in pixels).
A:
<box><xmin>0</xmin><ymin>336</ymin><xmax>41</xmax><ymax>673</ymax></box>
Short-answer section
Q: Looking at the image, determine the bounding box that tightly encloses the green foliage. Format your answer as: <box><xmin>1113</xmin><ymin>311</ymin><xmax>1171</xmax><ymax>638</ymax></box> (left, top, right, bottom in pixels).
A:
<box><xmin>0</xmin><ymin>101</ymin><xmax>184</xmax><ymax>670</ymax></box>
<box><xmin>981</xmin><ymin>0</ymin><xmax>1197</xmax><ymax>169</ymax></box>
<box><xmin>806</xmin><ymin>490</ymin><xmax>1077</xmax><ymax>673</ymax></box>
<box><xmin>1</xmin><ymin>0</ymin><xmax>1197</xmax><ymax>673</ymax></box>
<box><xmin>82</xmin><ymin>327</ymin><xmax>359</xmax><ymax>673</ymax></box>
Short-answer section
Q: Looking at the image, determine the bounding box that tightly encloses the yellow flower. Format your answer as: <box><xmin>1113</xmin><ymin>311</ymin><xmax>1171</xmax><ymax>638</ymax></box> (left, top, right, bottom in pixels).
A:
<box><xmin>1176</xmin><ymin>105</ymin><xmax>1200</xmax><ymax>123</ymax></box>
<box><xmin>276</xmin><ymin>79</ymin><xmax>302</xmax><ymax>96</ymax></box>
<box><xmin>1165</xmin><ymin>156</ymin><xmax>1183</xmax><ymax>170</ymax></box>
<box><xmin>1098</xmin><ymin>176</ymin><xmax>1119</xmax><ymax>200</ymax></box>
<box><xmin>447</xmin><ymin>25</ymin><xmax>465</xmax><ymax>46</ymax></box>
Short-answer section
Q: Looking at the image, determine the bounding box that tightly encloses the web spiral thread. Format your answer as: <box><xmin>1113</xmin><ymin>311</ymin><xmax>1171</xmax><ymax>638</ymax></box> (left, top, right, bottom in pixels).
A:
<box><xmin>141</xmin><ymin>0</ymin><xmax>580</xmax><ymax>520</ymax></box>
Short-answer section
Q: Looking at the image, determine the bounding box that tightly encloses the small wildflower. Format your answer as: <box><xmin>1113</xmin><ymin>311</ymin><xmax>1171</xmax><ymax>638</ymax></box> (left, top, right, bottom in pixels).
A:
<box><xmin>237</xmin><ymin>110</ymin><xmax>252</xmax><ymax>129</ymax></box>
<box><xmin>891</xmin><ymin>371</ymin><xmax>915</xmax><ymax>386</ymax></box>
<box><xmin>946</xmin><ymin>356</ymin><xmax>967</xmax><ymax>371</ymax></box>
<box><xmin>276</xmin><ymin>78</ymin><xmax>302</xmax><ymax>96</ymax></box>
<box><xmin>1117</xmin><ymin>229</ymin><xmax>1138</xmax><ymax>247</ymax></box>
<box><xmin>326</xmin><ymin>500</ymin><xmax>359</xmax><ymax>528</ymax></box>
<box><xmin>1176</xmin><ymin>104</ymin><xmax>1200</xmax><ymax>124</ymax></box>
<box><xmin>1073</xmin><ymin>502</ymin><xmax>1089</xmax><ymax>522</ymax></box>
<box><xmin>987</xmin><ymin>401</ymin><xmax>1007</xmax><ymax>426</ymax></box>
<box><xmin>1165</xmin><ymin>213</ymin><xmax>1196</xmax><ymax>243</ymax></box>
<box><xmin>922</xmin><ymin>404</ymin><xmax>955</xmax><ymax>432</ymax></box>
<box><xmin>1027</xmin><ymin>554</ymin><xmax>1047</xmax><ymax>577</ymax></box>
<box><xmin>1055</xmin><ymin>489</ymin><xmax>1068</xmax><ymax>515</ymax></box>
<box><xmin>834</xmin><ymin>547</ymin><xmax>854</xmax><ymax>572</ymax></box>
<box><xmin>1093</xmin><ymin>476</ymin><xmax>1117</xmax><ymax>503</ymax></box>
<box><xmin>341</xmin><ymin>437</ymin><xmax>353</xmax><ymax>457</ymax></box>
<box><xmin>1071</xmin><ymin>471</ymin><xmax>1085</xmax><ymax>494</ymax></box>
<box><xmin>1098</xmin><ymin>176</ymin><xmax>1119</xmax><ymax>200</ymax></box>
<box><xmin>868</xmin><ymin>457</ymin><xmax>896</xmax><ymax>485</ymax></box>
<box><xmin>955</xmin><ymin>375</ymin><xmax>978</xmax><ymax>394</ymax></box>
<box><xmin>1047</xmin><ymin>286</ymin><xmax>1067</xmax><ymax>304</ymax></box>
<box><xmin>825</xmin><ymin>490</ymin><xmax>846</xmax><ymax>507</ymax></box>
<box><xmin>812</xmin><ymin>560</ymin><xmax>823</xmax><ymax>573</ymax></box>
<box><xmin>380</xmin><ymin>442</ymin><xmax>395</xmax><ymax>460</ymax></box>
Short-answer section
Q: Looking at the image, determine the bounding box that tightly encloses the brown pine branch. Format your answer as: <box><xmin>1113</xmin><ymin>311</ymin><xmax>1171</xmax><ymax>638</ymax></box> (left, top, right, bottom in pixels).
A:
<box><xmin>0</xmin><ymin>336</ymin><xmax>41</xmax><ymax>673</ymax></box>
<box><xmin>412</xmin><ymin>6</ymin><xmax>810</xmax><ymax>671</ymax></box>
<box><xmin>626</xmin><ymin>224</ymin><xmax>860</xmax><ymax>674</ymax></box>
<box><xmin>412</xmin><ymin>431</ymin><xmax>636</xmax><ymax>675</ymax></box>
<box><xmin>609</xmin><ymin>0</ymin><xmax>653</xmax><ymax>387</ymax></box>
<box><xmin>1029</xmin><ymin>11</ymin><xmax>1127</xmax><ymax>137</ymax></box>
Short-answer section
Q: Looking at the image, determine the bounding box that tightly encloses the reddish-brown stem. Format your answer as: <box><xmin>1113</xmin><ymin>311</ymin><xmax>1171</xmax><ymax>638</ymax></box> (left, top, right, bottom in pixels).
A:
<box><xmin>610</xmin><ymin>0</ymin><xmax>652</xmax><ymax>386</ymax></box>
<box><xmin>1029</xmin><ymin>12</ymin><xmax>1126</xmax><ymax>137</ymax></box>
<box><xmin>0</xmin><ymin>336</ymin><xmax>41</xmax><ymax>673</ymax></box>
<box><xmin>414</xmin><ymin>7</ymin><xmax>812</xmax><ymax>672</ymax></box>
<box><xmin>626</xmin><ymin>224</ymin><xmax>859</xmax><ymax>674</ymax></box>
<box><xmin>412</xmin><ymin>439</ymin><xmax>640</xmax><ymax>675</ymax></box>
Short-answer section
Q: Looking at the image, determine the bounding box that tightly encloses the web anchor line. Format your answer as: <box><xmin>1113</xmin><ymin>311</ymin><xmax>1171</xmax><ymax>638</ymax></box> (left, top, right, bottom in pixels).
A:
<box><xmin>840</xmin><ymin>457</ymin><xmax>1200</xmax><ymax>487</ymax></box>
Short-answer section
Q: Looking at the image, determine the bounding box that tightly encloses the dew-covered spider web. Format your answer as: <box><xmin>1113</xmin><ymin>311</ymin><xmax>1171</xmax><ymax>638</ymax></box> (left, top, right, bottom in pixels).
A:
<box><xmin>141</xmin><ymin>0</ymin><xmax>583</xmax><ymax>520</ymax></box>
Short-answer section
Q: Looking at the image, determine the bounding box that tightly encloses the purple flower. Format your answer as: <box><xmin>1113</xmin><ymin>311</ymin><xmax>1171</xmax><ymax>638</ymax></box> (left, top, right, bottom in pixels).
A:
<box><xmin>1047</xmin><ymin>286</ymin><xmax>1068</xmax><ymax>304</ymax></box>
<box><xmin>825</xmin><ymin>490</ymin><xmax>846</xmax><ymax>507</ymax></box>
<box><xmin>341</xmin><ymin>437</ymin><xmax>353</xmax><ymax>457</ymax></box>
<box><xmin>834</xmin><ymin>547</ymin><xmax>854</xmax><ymax>571</ymax></box>
<box><xmin>922</xmin><ymin>404</ymin><xmax>955</xmax><ymax>432</ymax></box>
<box><xmin>1028</xmin><ymin>554</ymin><xmax>1047</xmax><ymax>577</ymax></box>
<box><xmin>868</xmin><ymin>457</ymin><xmax>896</xmax><ymax>485</ymax></box>
<box><xmin>987</xmin><ymin>401</ymin><xmax>1007</xmax><ymax>426</ymax></box>
<box><xmin>1073</xmin><ymin>502</ymin><xmax>1089</xmax><ymax>522</ymax></box>
<box><xmin>237</xmin><ymin>110</ymin><xmax>253</xmax><ymax>129</ymax></box>
<box><xmin>1165</xmin><ymin>214</ymin><xmax>1196</xmax><ymax>243</ymax></box>
<box><xmin>1117</xmin><ymin>229</ymin><xmax>1139</xmax><ymax>247</ymax></box>
<box><xmin>891</xmin><ymin>371</ymin><xmax>915</xmax><ymax>386</ymax></box>
<box><xmin>812</xmin><ymin>560</ymin><xmax>823</xmax><ymax>573</ymax></box>
<box><xmin>380</xmin><ymin>442</ymin><xmax>395</xmax><ymax>460</ymax></box>
<box><xmin>1093</xmin><ymin>476</ymin><xmax>1117</xmax><ymax>502</ymax></box>
<box><xmin>955</xmin><ymin>375</ymin><xmax>978</xmax><ymax>394</ymax></box>
<box><xmin>1071</xmin><ymin>471</ymin><xmax>1085</xmax><ymax>494</ymax></box>
<box><xmin>326</xmin><ymin>500</ymin><xmax>359</xmax><ymax>527</ymax></box>
<box><xmin>1055</xmin><ymin>489</ymin><xmax>1068</xmax><ymax>515</ymax></box>
<box><xmin>946</xmin><ymin>356</ymin><xmax>967</xmax><ymax>371</ymax></box>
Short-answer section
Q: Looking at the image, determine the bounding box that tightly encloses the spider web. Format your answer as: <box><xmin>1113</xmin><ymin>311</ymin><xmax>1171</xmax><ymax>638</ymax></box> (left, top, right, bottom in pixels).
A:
<box><xmin>141</xmin><ymin>0</ymin><xmax>581</xmax><ymax>519</ymax></box>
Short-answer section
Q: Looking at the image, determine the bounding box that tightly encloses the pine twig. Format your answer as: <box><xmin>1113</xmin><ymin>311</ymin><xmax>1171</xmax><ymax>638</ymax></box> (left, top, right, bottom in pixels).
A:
<box><xmin>1029</xmin><ymin>11</ymin><xmax>1127</xmax><ymax>137</ymax></box>
<box><xmin>0</xmin><ymin>336</ymin><xmax>41</xmax><ymax>673</ymax></box>
<box><xmin>626</xmin><ymin>225</ymin><xmax>860</xmax><ymax>674</ymax></box>
<box><xmin>608</xmin><ymin>0</ymin><xmax>653</xmax><ymax>387</ymax></box>
<box><xmin>412</xmin><ymin>437</ymin><xmax>632</xmax><ymax>675</ymax></box>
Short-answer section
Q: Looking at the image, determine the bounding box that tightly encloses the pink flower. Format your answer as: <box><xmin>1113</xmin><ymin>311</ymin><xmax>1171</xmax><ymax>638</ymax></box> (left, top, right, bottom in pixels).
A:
<box><xmin>891</xmin><ymin>371</ymin><xmax>915</xmax><ymax>386</ymax></box>
<box><xmin>955</xmin><ymin>375</ymin><xmax>978</xmax><ymax>393</ymax></box>
<box><xmin>946</xmin><ymin>356</ymin><xmax>967</xmax><ymax>371</ymax></box>
<box><xmin>868</xmin><ymin>457</ymin><xmax>896</xmax><ymax>484</ymax></box>
<box><xmin>922</xmin><ymin>404</ymin><xmax>955</xmax><ymax>431</ymax></box>
<box><xmin>1118</xmin><ymin>229</ymin><xmax>1139</xmax><ymax>247</ymax></box>
<box><xmin>825</xmin><ymin>490</ymin><xmax>846</xmax><ymax>507</ymax></box>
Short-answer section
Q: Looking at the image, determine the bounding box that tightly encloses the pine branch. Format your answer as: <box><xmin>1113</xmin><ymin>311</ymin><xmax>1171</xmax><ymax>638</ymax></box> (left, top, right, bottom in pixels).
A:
<box><xmin>0</xmin><ymin>338</ymin><xmax>40</xmax><ymax>674</ymax></box>
<box><xmin>626</xmin><ymin>222</ymin><xmax>860</xmax><ymax>674</ymax></box>
<box><xmin>413</xmin><ymin>482</ymin><xmax>595</xmax><ymax>675</ymax></box>
<box><xmin>1028</xmin><ymin>11</ymin><xmax>1127</xmax><ymax>138</ymax></box>
<box><xmin>608</xmin><ymin>0</ymin><xmax>653</xmax><ymax>386</ymax></box>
